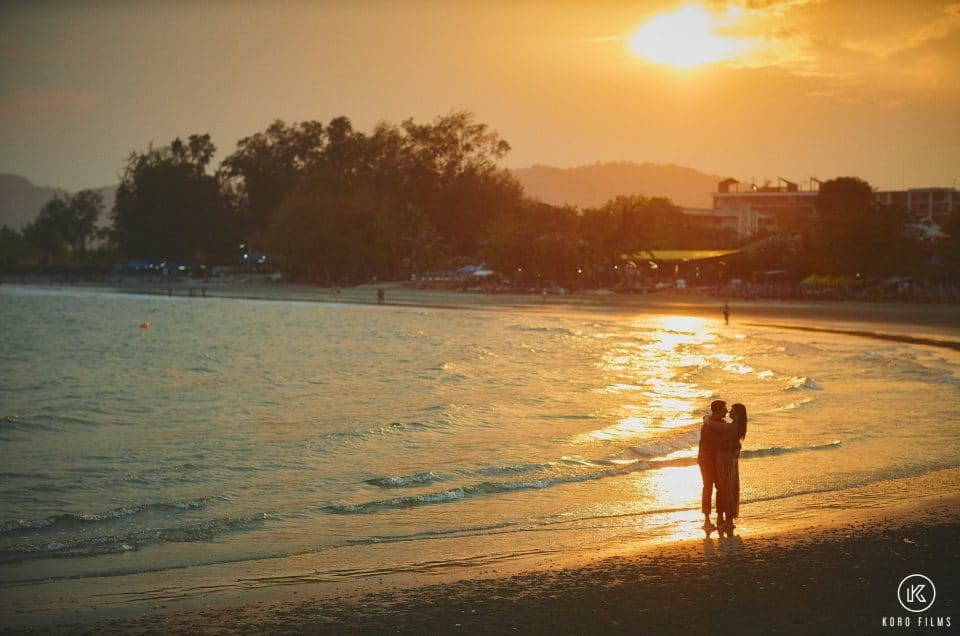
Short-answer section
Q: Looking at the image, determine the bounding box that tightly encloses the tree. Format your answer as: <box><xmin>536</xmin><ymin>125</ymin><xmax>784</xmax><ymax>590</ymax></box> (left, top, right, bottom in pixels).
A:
<box><xmin>220</xmin><ymin>119</ymin><xmax>327</xmax><ymax>240</ymax></box>
<box><xmin>22</xmin><ymin>190</ymin><xmax>103</xmax><ymax>257</ymax></box>
<box><xmin>811</xmin><ymin>177</ymin><xmax>912</xmax><ymax>277</ymax></box>
<box><xmin>112</xmin><ymin>134</ymin><xmax>237</xmax><ymax>262</ymax></box>
<box><xmin>400</xmin><ymin>111</ymin><xmax>519</xmax><ymax>256</ymax></box>
<box><xmin>482</xmin><ymin>200</ymin><xmax>579</xmax><ymax>287</ymax></box>
<box><xmin>398</xmin><ymin>206</ymin><xmax>445</xmax><ymax>281</ymax></box>
<box><xmin>0</xmin><ymin>226</ymin><xmax>41</xmax><ymax>264</ymax></box>
<box><xmin>267</xmin><ymin>171</ymin><xmax>384</xmax><ymax>283</ymax></box>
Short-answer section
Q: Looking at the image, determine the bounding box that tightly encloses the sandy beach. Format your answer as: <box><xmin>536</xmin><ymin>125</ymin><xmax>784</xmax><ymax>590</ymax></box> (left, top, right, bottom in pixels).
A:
<box><xmin>6</xmin><ymin>488</ymin><xmax>957</xmax><ymax>635</ymax></box>
<box><xmin>2</xmin><ymin>281</ymin><xmax>958</xmax><ymax>634</ymax></box>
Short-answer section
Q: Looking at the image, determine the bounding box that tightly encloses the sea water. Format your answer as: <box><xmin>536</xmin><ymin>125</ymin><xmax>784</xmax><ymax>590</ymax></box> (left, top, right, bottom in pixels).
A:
<box><xmin>1</xmin><ymin>286</ymin><xmax>958</xmax><ymax>609</ymax></box>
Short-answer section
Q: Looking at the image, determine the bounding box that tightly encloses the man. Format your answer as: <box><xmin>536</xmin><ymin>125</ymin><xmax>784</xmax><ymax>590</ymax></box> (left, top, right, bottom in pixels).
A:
<box><xmin>697</xmin><ymin>399</ymin><xmax>727</xmax><ymax>532</ymax></box>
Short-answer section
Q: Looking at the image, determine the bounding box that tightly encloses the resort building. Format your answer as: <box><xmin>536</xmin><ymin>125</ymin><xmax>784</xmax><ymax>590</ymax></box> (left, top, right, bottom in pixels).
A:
<box><xmin>683</xmin><ymin>178</ymin><xmax>959</xmax><ymax>240</ymax></box>
<box><xmin>874</xmin><ymin>187</ymin><xmax>960</xmax><ymax>226</ymax></box>
<box><xmin>707</xmin><ymin>177</ymin><xmax>819</xmax><ymax>238</ymax></box>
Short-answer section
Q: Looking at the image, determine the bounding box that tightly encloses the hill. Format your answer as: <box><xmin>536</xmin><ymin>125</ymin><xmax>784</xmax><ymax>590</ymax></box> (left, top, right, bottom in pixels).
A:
<box><xmin>0</xmin><ymin>174</ymin><xmax>66</xmax><ymax>231</ymax></box>
<box><xmin>0</xmin><ymin>174</ymin><xmax>116</xmax><ymax>230</ymax></box>
<box><xmin>511</xmin><ymin>161</ymin><xmax>725</xmax><ymax>210</ymax></box>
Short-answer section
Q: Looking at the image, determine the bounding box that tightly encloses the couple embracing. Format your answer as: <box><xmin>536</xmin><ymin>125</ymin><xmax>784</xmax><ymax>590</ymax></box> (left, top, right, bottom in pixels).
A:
<box><xmin>697</xmin><ymin>400</ymin><xmax>747</xmax><ymax>536</ymax></box>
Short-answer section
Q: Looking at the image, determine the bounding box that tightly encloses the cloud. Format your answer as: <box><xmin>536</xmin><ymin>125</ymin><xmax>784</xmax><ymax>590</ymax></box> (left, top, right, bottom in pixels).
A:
<box><xmin>0</xmin><ymin>89</ymin><xmax>104</xmax><ymax>139</ymax></box>
<box><xmin>0</xmin><ymin>89</ymin><xmax>103</xmax><ymax>118</ymax></box>
<box><xmin>696</xmin><ymin>1</ymin><xmax>960</xmax><ymax>103</ymax></box>
<box><xmin>841</xmin><ymin>2</ymin><xmax>960</xmax><ymax>58</ymax></box>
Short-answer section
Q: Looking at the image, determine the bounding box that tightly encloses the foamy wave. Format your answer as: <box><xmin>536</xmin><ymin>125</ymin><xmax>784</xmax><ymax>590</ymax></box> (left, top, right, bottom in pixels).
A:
<box><xmin>777</xmin><ymin>398</ymin><xmax>816</xmax><ymax>411</ymax></box>
<box><xmin>316</xmin><ymin>421</ymin><xmax>432</xmax><ymax>443</ymax></box>
<box><xmin>0</xmin><ymin>498</ymin><xmax>210</xmax><ymax>535</ymax></box>
<box><xmin>741</xmin><ymin>441</ymin><xmax>841</xmax><ymax>459</ymax></box>
<box><xmin>478</xmin><ymin>462</ymin><xmax>556</xmax><ymax>477</ymax></box>
<box><xmin>786</xmin><ymin>376</ymin><xmax>822</xmax><ymax>391</ymax></box>
<box><xmin>366</xmin><ymin>472</ymin><xmax>439</xmax><ymax>488</ymax></box>
<box><xmin>328</xmin><ymin>465</ymin><xmax>650</xmax><ymax>515</ymax></box>
<box><xmin>627</xmin><ymin>427</ymin><xmax>702</xmax><ymax>459</ymax></box>
<box><xmin>649</xmin><ymin>440</ymin><xmax>843</xmax><ymax>466</ymax></box>
<box><xmin>1</xmin><ymin>513</ymin><xmax>268</xmax><ymax>559</ymax></box>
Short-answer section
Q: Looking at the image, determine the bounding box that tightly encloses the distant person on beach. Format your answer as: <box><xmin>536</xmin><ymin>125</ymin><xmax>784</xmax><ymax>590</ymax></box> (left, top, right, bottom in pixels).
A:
<box><xmin>722</xmin><ymin>302</ymin><xmax>730</xmax><ymax>325</ymax></box>
<box><xmin>377</xmin><ymin>287</ymin><xmax>385</xmax><ymax>304</ymax></box>
<box><xmin>714</xmin><ymin>403</ymin><xmax>747</xmax><ymax>536</ymax></box>
<box><xmin>697</xmin><ymin>400</ymin><xmax>727</xmax><ymax>533</ymax></box>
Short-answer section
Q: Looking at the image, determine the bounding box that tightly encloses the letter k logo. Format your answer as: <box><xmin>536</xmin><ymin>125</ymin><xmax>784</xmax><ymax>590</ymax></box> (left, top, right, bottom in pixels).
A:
<box><xmin>906</xmin><ymin>584</ymin><xmax>926</xmax><ymax>603</ymax></box>
<box><xmin>899</xmin><ymin>574</ymin><xmax>936</xmax><ymax>613</ymax></box>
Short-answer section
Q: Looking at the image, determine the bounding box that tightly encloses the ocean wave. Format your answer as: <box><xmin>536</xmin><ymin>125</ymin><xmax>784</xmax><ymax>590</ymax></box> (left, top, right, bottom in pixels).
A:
<box><xmin>626</xmin><ymin>427</ymin><xmax>702</xmax><ymax>459</ymax></box>
<box><xmin>508</xmin><ymin>325</ymin><xmax>578</xmax><ymax>336</ymax></box>
<box><xmin>786</xmin><ymin>376</ymin><xmax>822</xmax><ymax>391</ymax></box>
<box><xmin>315</xmin><ymin>420</ymin><xmax>433</xmax><ymax>443</ymax></box>
<box><xmin>636</xmin><ymin>440</ymin><xmax>843</xmax><ymax>468</ymax></box>
<box><xmin>477</xmin><ymin>462</ymin><xmax>556</xmax><ymax>477</ymax></box>
<box><xmin>327</xmin><ymin>465</ymin><xmax>647</xmax><ymax>515</ymax></box>
<box><xmin>331</xmin><ymin>437</ymin><xmax>849</xmax><ymax>514</ymax></box>
<box><xmin>776</xmin><ymin>398</ymin><xmax>816</xmax><ymax>411</ymax></box>
<box><xmin>365</xmin><ymin>472</ymin><xmax>439</xmax><ymax>488</ymax></box>
<box><xmin>0</xmin><ymin>498</ymin><xmax>210</xmax><ymax>535</ymax></box>
<box><xmin>0</xmin><ymin>512</ymin><xmax>268</xmax><ymax>560</ymax></box>
<box><xmin>0</xmin><ymin>415</ymin><xmax>62</xmax><ymax>433</ymax></box>
<box><xmin>741</xmin><ymin>440</ymin><xmax>841</xmax><ymax>458</ymax></box>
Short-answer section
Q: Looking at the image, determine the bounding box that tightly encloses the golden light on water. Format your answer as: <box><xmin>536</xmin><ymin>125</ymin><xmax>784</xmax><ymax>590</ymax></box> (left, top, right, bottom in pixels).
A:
<box><xmin>655</xmin><ymin>315</ymin><xmax>710</xmax><ymax>334</ymax></box>
<box><xmin>628</xmin><ymin>466</ymin><xmax>708</xmax><ymax>542</ymax></box>
<box><xmin>645</xmin><ymin>466</ymin><xmax>702</xmax><ymax>509</ymax></box>
<box><xmin>578</xmin><ymin>415</ymin><xmax>652</xmax><ymax>443</ymax></box>
<box><xmin>583</xmin><ymin>316</ymin><xmax>714</xmax><ymax>444</ymax></box>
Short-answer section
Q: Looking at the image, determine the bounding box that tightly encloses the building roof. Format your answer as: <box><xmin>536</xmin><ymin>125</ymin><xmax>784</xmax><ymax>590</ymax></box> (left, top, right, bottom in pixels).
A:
<box><xmin>624</xmin><ymin>249</ymin><xmax>741</xmax><ymax>262</ymax></box>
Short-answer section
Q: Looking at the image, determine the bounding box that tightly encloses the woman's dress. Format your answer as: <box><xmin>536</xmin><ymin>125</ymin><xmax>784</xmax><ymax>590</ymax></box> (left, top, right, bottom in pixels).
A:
<box><xmin>713</xmin><ymin>424</ymin><xmax>741</xmax><ymax>519</ymax></box>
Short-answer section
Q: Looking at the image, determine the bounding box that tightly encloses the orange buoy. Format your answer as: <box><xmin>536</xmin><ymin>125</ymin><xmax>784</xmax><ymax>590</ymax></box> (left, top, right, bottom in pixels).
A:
<box><xmin>139</xmin><ymin>322</ymin><xmax>150</xmax><ymax>329</ymax></box>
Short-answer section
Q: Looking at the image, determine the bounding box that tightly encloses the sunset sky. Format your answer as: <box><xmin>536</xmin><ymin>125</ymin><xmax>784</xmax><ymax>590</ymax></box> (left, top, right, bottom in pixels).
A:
<box><xmin>1</xmin><ymin>0</ymin><xmax>958</xmax><ymax>194</ymax></box>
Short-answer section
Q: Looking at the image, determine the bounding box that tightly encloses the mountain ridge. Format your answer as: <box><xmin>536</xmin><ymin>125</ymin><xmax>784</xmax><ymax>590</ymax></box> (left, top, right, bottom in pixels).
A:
<box><xmin>510</xmin><ymin>161</ymin><xmax>724</xmax><ymax>209</ymax></box>
<box><xmin>0</xmin><ymin>174</ymin><xmax>116</xmax><ymax>230</ymax></box>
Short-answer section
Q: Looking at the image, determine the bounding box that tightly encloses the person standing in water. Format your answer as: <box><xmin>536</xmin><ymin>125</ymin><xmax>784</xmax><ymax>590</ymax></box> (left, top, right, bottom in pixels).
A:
<box><xmin>722</xmin><ymin>302</ymin><xmax>730</xmax><ymax>325</ymax></box>
<box><xmin>697</xmin><ymin>400</ymin><xmax>727</xmax><ymax>533</ymax></box>
<box><xmin>714</xmin><ymin>403</ymin><xmax>747</xmax><ymax>536</ymax></box>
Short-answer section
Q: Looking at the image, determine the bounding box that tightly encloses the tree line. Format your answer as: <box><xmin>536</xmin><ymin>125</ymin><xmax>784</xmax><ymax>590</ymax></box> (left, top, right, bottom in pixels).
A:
<box><xmin>2</xmin><ymin>111</ymin><xmax>957</xmax><ymax>287</ymax></box>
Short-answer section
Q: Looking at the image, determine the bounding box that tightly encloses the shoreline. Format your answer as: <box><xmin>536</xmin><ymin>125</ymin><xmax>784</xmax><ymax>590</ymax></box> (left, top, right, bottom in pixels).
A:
<box><xmin>7</xmin><ymin>492</ymin><xmax>957</xmax><ymax>634</ymax></box>
<box><xmin>4</xmin><ymin>279</ymin><xmax>960</xmax><ymax>340</ymax></box>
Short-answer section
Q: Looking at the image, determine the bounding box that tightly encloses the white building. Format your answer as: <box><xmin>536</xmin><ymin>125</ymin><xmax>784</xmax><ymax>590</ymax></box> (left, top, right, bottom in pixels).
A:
<box><xmin>683</xmin><ymin>178</ymin><xmax>958</xmax><ymax>240</ymax></box>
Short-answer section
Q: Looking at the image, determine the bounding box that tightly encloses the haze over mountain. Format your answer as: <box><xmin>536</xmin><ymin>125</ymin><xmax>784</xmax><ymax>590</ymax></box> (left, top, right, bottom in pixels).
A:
<box><xmin>510</xmin><ymin>162</ymin><xmax>724</xmax><ymax>210</ymax></box>
<box><xmin>0</xmin><ymin>174</ymin><xmax>67</xmax><ymax>231</ymax></box>
<box><xmin>0</xmin><ymin>174</ymin><xmax>115</xmax><ymax>231</ymax></box>
<box><xmin>1</xmin><ymin>161</ymin><xmax>723</xmax><ymax>232</ymax></box>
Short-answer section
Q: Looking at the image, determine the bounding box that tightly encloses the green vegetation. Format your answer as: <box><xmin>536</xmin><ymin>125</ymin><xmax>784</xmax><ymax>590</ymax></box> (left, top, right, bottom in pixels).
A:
<box><xmin>22</xmin><ymin>190</ymin><xmax>104</xmax><ymax>259</ymax></box>
<box><xmin>112</xmin><ymin>134</ymin><xmax>237</xmax><ymax>262</ymax></box>
<box><xmin>1</xmin><ymin>111</ymin><xmax>954</xmax><ymax>292</ymax></box>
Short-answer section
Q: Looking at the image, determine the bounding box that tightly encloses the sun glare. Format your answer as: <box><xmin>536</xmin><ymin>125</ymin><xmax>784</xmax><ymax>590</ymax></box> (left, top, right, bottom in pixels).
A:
<box><xmin>628</xmin><ymin>4</ymin><xmax>751</xmax><ymax>69</ymax></box>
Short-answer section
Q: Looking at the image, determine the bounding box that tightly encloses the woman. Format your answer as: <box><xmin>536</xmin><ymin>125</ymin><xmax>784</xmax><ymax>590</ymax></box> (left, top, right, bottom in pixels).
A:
<box><xmin>714</xmin><ymin>403</ymin><xmax>747</xmax><ymax>536</ymax></box>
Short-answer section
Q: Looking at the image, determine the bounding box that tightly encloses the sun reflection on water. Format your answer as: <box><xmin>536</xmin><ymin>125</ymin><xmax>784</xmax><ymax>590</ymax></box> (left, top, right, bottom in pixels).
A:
<box><xmin>584</xmin><ymin>316</ymin><xmax>716</xmax><ymax>444</ymax></box>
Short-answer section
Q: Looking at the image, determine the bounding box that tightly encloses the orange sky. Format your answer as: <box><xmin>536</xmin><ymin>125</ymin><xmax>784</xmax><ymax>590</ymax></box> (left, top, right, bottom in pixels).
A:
<box><xmin>1</xmin><ymin>0</ymin><xmax>958</xmax><ymax>193</ymax></box>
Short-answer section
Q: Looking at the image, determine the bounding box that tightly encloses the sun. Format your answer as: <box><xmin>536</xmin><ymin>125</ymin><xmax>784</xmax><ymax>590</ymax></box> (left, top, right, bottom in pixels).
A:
<box><xmin>628</xmin><ymin>4</ymin><xmax>751</xmax><ymax>69</ymax></box>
